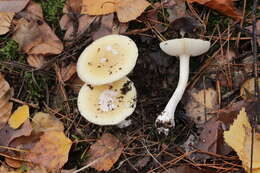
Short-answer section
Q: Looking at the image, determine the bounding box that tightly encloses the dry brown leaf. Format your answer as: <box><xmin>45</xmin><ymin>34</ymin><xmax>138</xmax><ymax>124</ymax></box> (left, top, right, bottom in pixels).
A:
<box><xmin>12</xmin><ymin>2</ymin><xmax>63</xmax><ymax>67</ymax></box>
<box><xmin>31</xmin><ymin>112</ymin><xmax>64</xmax><ymax>133</ymax></box>
<box><xmin>64</xmin><ymin>15</ymin><xmax>96</xmax><ymax>41</ymax></box>
<box><xmin>5</xmin><ymin>158</ymin><xmax>22</xmax><ymax>168</ymax></box>
<box><xmin>224</xmin><ymin>108</ymin><xmax>260</xmax><ymax>171</ymax></box>
<box><xmin>0</xmin><ymin>164</ymin><xmax>20</xmax><ymax>173</ymax></box>
<box><xmin>0</xmin><ymin>73</ymin><xmax>13</xmax><ymax>129</ymax></box>
<box><xmin>24</xmin><ymin>131</ymin><xmax>72</xmax><ymax>171</ymax></box>
<box><xmin>67</xmin><ymin>75</ymin><xmax>85</xmax><ymax>93</ymax></box>
<box><xmin>0</xmin><ymin>12</ymin><xmax>14</xmax><ymax>35</ymax></box>
<box><xmin>27</xmin><ymin>55</ymin><xmax>47</xmax><ymax>68</ymax></box>
<box><xmin>166</xmin><ymin>0</ymin><xmax>186</xmax><ymax>23</ymax></box>
<box><xmin>185</xmin><ymin>88</ymin><xmax>218</xmax><ymax>124</ymax></box>
<box><xmin>0</xmin><ymin>0</ymin><xmax>30</xmax><ymax>12</ymax></box>
<box><xmin>81</xmin><ymin>0</ymin><xmax>118</xmax><ymax>15</ymax></box>
<box><xmin>188</xmin><ymin>0</ymin><xmax>242</xmax><ymax>20</ymax></box>
<box><xmin>60</xmin><ymin>63</ymin><xmax>77</xmax><ymax>82</ymax></box>
<box><xmin>92</xmin><ymin>14</ymin><xmax>114</xmax><ymax>40</ymax></box>
<box><xmin>81</xmin><ymin>0</ymin><xmax>150</xmax><ymax>22</ymax></box>
<box><xmin>86</xmin><ymin>133</ymin><xmax>124</xmax><ymax>171</ymax></box>
<box><xmin>116</xmin><ymin>0</ymin><xmax>150</xmax><ymax>22</ymax></box>
<box><xmin>240</xmin><ymin>78</ymin><xmax>260</xmax><ymax>100</ymax></box>
<box><xmin>0</xmin><ymin>120</ymin><xmax>32</xmax><ymax>147</ymax></box>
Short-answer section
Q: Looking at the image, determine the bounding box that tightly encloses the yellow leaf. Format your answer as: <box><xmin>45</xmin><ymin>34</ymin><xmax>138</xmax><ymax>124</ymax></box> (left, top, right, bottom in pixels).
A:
<box><xmin>8</xmin><ymin>105</ymin><xmax>29</xmax><ymax>129</ymax></box>
<box><xmin>224</xmin><ymin>108</ymin><xmax>260</xmax><ymax>172</ymax></box>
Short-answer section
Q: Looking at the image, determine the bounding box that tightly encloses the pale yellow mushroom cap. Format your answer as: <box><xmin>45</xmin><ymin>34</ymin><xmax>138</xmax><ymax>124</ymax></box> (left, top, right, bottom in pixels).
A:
<box><xmin>77</xmin><ymin>77</ymin><xmax>137</xmax><ymax>125</ymax></box>
<box><xmin>159</xmin><ymin>38</ymin><xmax>210</xmax><ymax>57</ymax></box>
<box><xmin>77</xmin><ymin>34</ymin><xmax>138</xmax><ymax>85</ymax></box>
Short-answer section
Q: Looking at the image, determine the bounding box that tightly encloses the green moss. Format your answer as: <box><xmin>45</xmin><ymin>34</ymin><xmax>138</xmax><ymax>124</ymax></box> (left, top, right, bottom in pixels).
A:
<box><xmin>38</xmin><ymin>0</ymin><xmax>65</xmax><ymax>24</ymax></box>
<box><xmin>24</xmin><ymin>72</ymin><xmax>46</xmax><ymax>103</ymax></box>
<box><xmin>0</xmin><ymin>39</ymin><xmax>24</xmax><ymax>62</ymax></box>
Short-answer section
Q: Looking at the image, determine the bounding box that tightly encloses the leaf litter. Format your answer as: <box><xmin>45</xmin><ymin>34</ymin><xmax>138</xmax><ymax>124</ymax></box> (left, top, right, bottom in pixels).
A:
<box><xmin>0</xmin><ymin>0</ymin><xmax>259</xmax><ymax>172</ymax></box>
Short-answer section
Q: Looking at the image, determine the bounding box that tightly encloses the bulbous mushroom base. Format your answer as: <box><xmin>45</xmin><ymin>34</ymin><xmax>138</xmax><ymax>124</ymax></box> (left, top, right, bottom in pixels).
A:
<box><xmin>155</xmin><ymin>111</ymin><xmax>175</xmax><ymax>135</ymax></box>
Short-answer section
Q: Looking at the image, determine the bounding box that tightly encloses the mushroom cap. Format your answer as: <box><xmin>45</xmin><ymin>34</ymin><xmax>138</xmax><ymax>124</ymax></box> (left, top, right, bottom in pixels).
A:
<box><xmin>159</xmin><ymin>38</ymin><xmax>210</xmax><ymax>57</ymax></box>
<box><xmin>77</xmin><ymin>34</ymin><xmax>138</xmax><ymax>85</ymax></box>
<box><xmin>77</xmin><ymin>77</ymin><xmax>137</xmax><ymax>125</ymax></box>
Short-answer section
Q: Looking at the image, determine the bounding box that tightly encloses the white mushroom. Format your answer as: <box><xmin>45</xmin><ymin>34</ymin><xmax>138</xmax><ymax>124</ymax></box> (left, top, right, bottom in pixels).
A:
<box><xmin>77</xmin><ymin>77</ymin><xmax>137</xmax><ymax>125</ymax></box>
<box><xmin>77</xmin><ymin>34</ymin><xmax>138</xmax><ymax>85</ymax></box>
<box><xmin>155</xmin><ymin>38</ymin><xmax>210</xmax><ymax>135</ymax></box>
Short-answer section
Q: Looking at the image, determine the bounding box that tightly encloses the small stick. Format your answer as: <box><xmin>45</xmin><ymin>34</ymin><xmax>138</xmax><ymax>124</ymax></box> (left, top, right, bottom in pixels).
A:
<box><xmin>10</xmin><ymin>98</ymin><xmax>39</xmax><ymax>109</ymax></box>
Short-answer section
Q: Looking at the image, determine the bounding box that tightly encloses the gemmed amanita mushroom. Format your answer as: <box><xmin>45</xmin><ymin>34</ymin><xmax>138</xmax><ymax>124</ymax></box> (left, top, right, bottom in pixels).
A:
<box><xmin>156</xmin><ymin>38</ymin><xmax>210</xmax><ymax>135</ymax></box>
<box><xmin>77</xmin><ymin>77</ymin><xmax>137</xmax><ymax>125</ymax></box>
<box><xmin>77</xmin><ymin>34</ymin><xmax>138</xmax><ymax>85</ymax></box>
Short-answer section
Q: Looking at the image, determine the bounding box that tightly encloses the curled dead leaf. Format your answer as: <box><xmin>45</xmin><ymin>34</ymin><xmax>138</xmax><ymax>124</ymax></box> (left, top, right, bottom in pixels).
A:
<box><xmin>87</xmin><ymin>133</ymin><xmax>124</xmax><ymax>171</ymax></box>
<box><xmin>0</xmin><ymin>12</ymin><xmax>14</xmax><ymax>35</ymax></box>
<box><xmin>27</xmin><ymin>55</ymin><xmax>47</xmax><ymax>68</ymax></box>
<box><xmin>0</xmin><ymin>73</ymin><xmax>13</xmax><ymax>129</ymax></box>
<box><xmin>0</xmin><ymin>120</ymin><xmax>32</xmax><ymax>147</ymax></box>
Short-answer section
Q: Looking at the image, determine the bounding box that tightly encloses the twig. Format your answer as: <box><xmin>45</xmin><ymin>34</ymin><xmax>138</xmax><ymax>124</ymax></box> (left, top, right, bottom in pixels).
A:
<box><xmin>10</xmin><ymin>97</ymin><xmax>39</xmax><ymax>108</ymax></box>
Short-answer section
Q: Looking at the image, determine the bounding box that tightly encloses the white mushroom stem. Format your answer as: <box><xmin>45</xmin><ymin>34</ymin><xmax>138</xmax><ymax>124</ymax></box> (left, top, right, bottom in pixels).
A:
<box><xmin>156</xmin><ymin>54</ymin><xmax>190</xmax><ymax>134</ymax></box>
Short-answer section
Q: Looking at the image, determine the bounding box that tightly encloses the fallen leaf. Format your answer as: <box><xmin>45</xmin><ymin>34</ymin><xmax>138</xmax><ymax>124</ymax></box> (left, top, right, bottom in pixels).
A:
<box><xmin>188</xmin><ymin>0</ymin><xmax>242</xmax><ymax>20</ymax></box>
<box><xmin>193</xmin><ymin>117</ymin><xmax>228</xmax><ymax>160</ymax></box>
<box><xmin>0</xmin><ymin>12</ymin><xmax>14</xmax><ymax>35</ymax></box>
<box><xmin>116</xmin><ymin>0</ymin><xmax>150</xmax><ymax>22</ymax></box>
<box><xmin>81</xmin><ymin>0</ymin><xmax>118</xmax><ymax>15</ymax></box>
<box><xmin>0</xmin><ymin>0</ymin><xmax>30</xmax><ymax>12</ymax></box>
<box><xmin>185</xmin><ymin>88</ymin><xmax>218</xmax><ymax>124</ymax></box>
<box><xmin>92</xmin><ymin>14</ymin><xmax>114</xmax><ymax>40</ymax></box>
<box><xmin>24</xmin><ymin>131</ymin><xmax>72</xmax><ymax>171</ymax></box>
<box><xmin>67</xmin><ymin>75</ymin><xmax>85</xmax><ymax>93</ymax></box>
<box><xmin>240</xmin><ymin>78</ymin><xmax>260</xmax><ymax>100</ymax></box>
<box><xmin>60</xmin><ymin>63</ymin><xmax>77</xmax><ymax>82</ymax></box>
<box><xmin>86</xmin><ymin>133</ymin><xmax>124</xmax><ymax>171</ymax></box>
<box><xmin>166</xmin><ymin>0</ymin><xmax>186</xmax><ymax>23</ymax></box>
<box><xmin>8</xmin><ymin>105</ymin><xmax>29</xmax><ymax>129</ymax></box>
<box><xmin>0</xmin><ymin>120</ymin><xmax>32</xmax><ymax>147</ymax></box>
<box><xmin>12</xmin><ymin>2</ymin><xmax>63</xmax><ymax>67</ymax></box>
<box><xmin>63</xmin><ymin>15</ymin><xmax>96</xmax><ymax>41</ymax></box>
<box><xmin>81</xmin><ymin>0</ymin><xmax>150</xmax><ymax>22</ymax></box>
<box><xmin>224</xmin><ymin>107</ymin><xmax>260</xmax><ymax>171</ymax></box>
<box><xmin>0</xmin><ymin>73</ymin><xmax>13</xmax><ymax>129</ymax></box>
<box><xmin>5</xmin><ymin>158</ymin><xmax>22</xmax><ymax>168</ymax></box>
<box><xmin>31</xmin><ymin>112</ymin><xmax>64</xmax><ymax>133</ymax></box>
<box><xmin>27</xmin><ymin>55</ymin><xmax>47</xmax><ymax>68</ymax></box>
<box><xmin>0</xmin><ymin>164</ymin><xmax>20</xmax><ymax>173</ymax></box>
